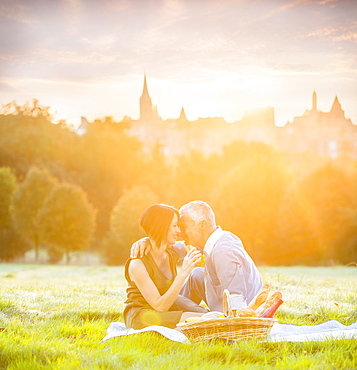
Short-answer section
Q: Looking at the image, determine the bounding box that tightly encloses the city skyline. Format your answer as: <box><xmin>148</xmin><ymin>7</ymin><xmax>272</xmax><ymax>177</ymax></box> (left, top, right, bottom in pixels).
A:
<box><xmin>0</xmin><ymin>0</ymin><xmax>356</xmax><ymax>127</ymax></box>
<box><xmin>120</xmin><ymin>75</ymin><xmax>357</xmax><ymax>159</ymax></box>
<box><xmin>133</xmin><ymin>73</ymin><xmax>351</xmax><ymax>125</ymax></box>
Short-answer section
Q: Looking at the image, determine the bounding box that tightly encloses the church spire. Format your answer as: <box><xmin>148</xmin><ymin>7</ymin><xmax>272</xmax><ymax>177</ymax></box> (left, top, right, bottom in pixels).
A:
<box><xmin>312</xmin><ymin>90</ymin><xmax>317</xmax><ymax>111</ymax></box>
<box><xmin>178</xmin><ymin>107</ymin><xmax>188</xmax><ymax>122</ymax></box>
<box><xmin>139</xmin><ymin>74</ymin><xmax>159</xmax><ymax>122</ymax></box>
<box><xmin>176</xmin><ymin>107</ymin><xmax>190</xmax><ymax>124</ymax></box>
<box><xmin>141</xmin><ymin>74</ymin><xmax>149</xmax><ymax>98</ymax></box>
<box><xmin>330</xmin><ymin>96</ymin><xmax>345</xmax><ymax>118</ymax></box>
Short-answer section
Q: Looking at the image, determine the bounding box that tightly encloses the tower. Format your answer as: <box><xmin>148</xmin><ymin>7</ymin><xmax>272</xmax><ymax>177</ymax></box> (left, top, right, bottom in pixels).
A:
<box><xmin>330</xmin><ymin>96</ymin><xmax>345</xmax><ymax>118</ymax></box>
<box><xmin>177</xmin><ymin>107</ymin><xmax>189</xmax><ymax>123</ymax></box>
<box><xmin>139</xmin><ymin>74</ymin><xmax>158</xmax><ymax>122</ymax></box>
<box><xmin>312</xmin><ymin>90</ymin><xmax>317</xmax><ymax>112</ymax></box>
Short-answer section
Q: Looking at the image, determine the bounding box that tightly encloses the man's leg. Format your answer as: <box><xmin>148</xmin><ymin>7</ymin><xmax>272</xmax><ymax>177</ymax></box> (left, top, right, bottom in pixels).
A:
<box><xmin>180</xmin><ymin>267</ymin><xmax>206</xmax><ymax>305</ymax></box>
<box><xmin>170</xmin><ymin>295</ymin><xmax>208</xmax><ymax>313</ymax></box>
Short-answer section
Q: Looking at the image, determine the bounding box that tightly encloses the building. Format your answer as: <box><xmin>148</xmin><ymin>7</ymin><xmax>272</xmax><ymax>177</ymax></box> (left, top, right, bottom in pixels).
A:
<box><xmin>280</xmin><ymin>91</ymin><xmax>357</xmax><ymax>158</ymax></box>
<box><xmin>128</xmin><ymin>75</ymin><xmax>277</xmax><ymax>156</ymax></box>
<box><xmin>81</xmin><ymin>75</ymin><xmax>357</xmax><ymax>158</ymax></box>
<box><xmin>139</xmin><ymin>74</ymin><xmax>160</xmax><ymax>122</ymax></box>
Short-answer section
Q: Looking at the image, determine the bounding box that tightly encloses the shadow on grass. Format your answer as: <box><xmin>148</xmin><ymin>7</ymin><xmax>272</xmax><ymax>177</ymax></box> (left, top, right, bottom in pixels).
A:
<box><xmin>41</xmin><ymin>311</ymin><xmax>123</xmax><ymax>323</ymax></box>
<box><xmin>78</xmin><ymin>311</ymin><xmax>123</xmax><ymax>322</ymax></box>
<box><xmin>0</xmin><ymin>304</ymin><xmax>123</xmax><ymax>325</ymax></box>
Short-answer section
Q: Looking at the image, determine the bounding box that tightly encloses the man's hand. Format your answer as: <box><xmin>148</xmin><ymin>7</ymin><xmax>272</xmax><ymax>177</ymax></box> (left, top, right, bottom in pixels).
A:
<box><xmin>130</xmin><ymin>237</ymin><xmax>151</xmax><ymax>259</ymax></box>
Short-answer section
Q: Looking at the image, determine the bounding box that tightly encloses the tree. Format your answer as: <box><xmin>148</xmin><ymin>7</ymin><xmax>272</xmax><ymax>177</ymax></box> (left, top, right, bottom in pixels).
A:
<box><xmin>275</xmin><ymin>161</ymin><xmax>357</xmax><ymax>265</ymax></box>
<box><xmin>169</xmin><ymin>150</ymin><xmax>221</xmax><ymax>207</ymax></box>
<box><xmin>104</xmin><ymin>185</ymin><xmax>158</xmax><ymax>265</ymax></box>
<box><xmin>335</xmin><ymin>208</ymin><xmax>357</xmax><ymax>265</ymax></box>
<box><xmin>0</xmin><ymin>99</ymin><xmax>75</xmax><ymax>178</ymax></box>
<box><xmin>38</xmin><ymin>183</ymin><xmax>96</xmax><ymax>264</ymax></box>
<box><xmin>0</xmin><ymin>167</ymin><xmax>28</xmax><ymax>261</ymax></box>
<box><xmin>136</xmin><ymin>144</ymin><xmax>173</xmax><ymax>202</ymax></box>
<box><xmin>11</xmin><ymin>167</ymin><xmax>57</xmax><ymax>262</ymax></box>
<box><xmin>0</xmin><ymin>167</ymin><xmax>16</xmax><ymax>228</ymax></box>
<box><xmin>73</xmin><ymin>116</ymin><xmax>145</xmax><ymax>239</ymax></box>
<box><xmin>212</xmin><ymin>146</ymin><xmax>291</xmax><ymax>264</ymax></box>
<box><xmin>297</xmin><ymin>163</ymin><xmax>355</xmax><ymax>263</ymax></box>
<box><xmin>274</xmin><ymin>187</ymin><xmax>317</xmax><ymax>265</ymax></box>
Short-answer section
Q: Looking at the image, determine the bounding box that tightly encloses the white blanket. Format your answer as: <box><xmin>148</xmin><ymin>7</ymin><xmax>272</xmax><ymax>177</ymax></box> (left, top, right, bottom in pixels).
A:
<box><xmin>268</xmin><ymin>320</ymin><xmax>357</xmax><ymax>342</ymax></box>
<box><xmin>102</xmin><ymin>322</ymin><xmax>189</xmax><ymax>343</ymax></box>
<box><xmin>102</xmin><ymin>320</ymin><xmax>357</xmax><ymax>343</ymax></box>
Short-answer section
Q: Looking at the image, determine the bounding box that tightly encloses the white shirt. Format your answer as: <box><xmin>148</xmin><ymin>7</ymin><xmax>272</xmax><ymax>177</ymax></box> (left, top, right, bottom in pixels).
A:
<box><xmin>203</xmin><ymin>227</ymin><xmax>262</xmax><ymax>311</ymax></box>
<box><xmin>203</xmin><ymin>226</ymin><xmax>225</xmax><ymax>256</ymax></box>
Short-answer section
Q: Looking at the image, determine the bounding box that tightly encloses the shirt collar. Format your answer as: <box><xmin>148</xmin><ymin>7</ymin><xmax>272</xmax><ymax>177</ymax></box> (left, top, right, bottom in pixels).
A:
<box><xmin>204</xmin><ymin>226</ymin><xmax>224</xmax><ymax>255</ymax></box>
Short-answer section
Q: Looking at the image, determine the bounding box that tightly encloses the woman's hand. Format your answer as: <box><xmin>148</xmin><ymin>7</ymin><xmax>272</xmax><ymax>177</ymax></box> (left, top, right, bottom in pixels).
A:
<box><xmin>181</xmin><ymin>246</ymin><xmax>203</xmax><ymax>276</ymax></box>
<box><xmin>129</xmin><ymin>246</ymin><xmax>202</xmax><ymax>313</ymax></box>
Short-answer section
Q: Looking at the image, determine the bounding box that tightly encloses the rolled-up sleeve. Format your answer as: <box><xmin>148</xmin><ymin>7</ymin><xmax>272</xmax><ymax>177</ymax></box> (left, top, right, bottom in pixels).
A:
<box><xmin>173</xmin><ymin>241</ymin><xmax>186</xmax><ymax>260</ymax></box>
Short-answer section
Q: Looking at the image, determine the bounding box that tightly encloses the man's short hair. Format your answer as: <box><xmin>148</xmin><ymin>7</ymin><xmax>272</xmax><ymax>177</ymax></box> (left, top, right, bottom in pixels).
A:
<box><xmin>179</xmin><ymin>200</ymin><xmax>216</xmax><ymax>226</ymax></box>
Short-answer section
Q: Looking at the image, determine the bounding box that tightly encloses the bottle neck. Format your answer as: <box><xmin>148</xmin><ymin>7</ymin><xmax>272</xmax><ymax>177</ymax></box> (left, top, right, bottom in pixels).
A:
<box><xmin>261</xmin><ymin>299</ymin><xmax>284</xmax><ymax>318</ymax></box>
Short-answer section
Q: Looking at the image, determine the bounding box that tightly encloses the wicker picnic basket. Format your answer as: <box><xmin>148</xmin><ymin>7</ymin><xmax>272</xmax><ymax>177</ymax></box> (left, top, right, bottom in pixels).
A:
<box><xmin>177</xmin><ymin>289</ymin><xmax>276</xmax><ymax>342</ymax></box>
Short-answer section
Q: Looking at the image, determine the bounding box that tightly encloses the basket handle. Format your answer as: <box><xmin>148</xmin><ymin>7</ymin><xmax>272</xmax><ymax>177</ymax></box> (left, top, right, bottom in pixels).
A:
<box><xmin>223</xmin><ymin>289</ymin><xmax>234</xmax><ymax>318</ymax></box>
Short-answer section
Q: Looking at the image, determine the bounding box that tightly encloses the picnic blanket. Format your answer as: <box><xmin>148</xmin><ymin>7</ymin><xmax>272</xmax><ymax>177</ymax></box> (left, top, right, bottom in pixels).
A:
<box><xmin>102</xmin><ymin>319</ymin><xmax>357</xmax><ymax>344</ymax></box>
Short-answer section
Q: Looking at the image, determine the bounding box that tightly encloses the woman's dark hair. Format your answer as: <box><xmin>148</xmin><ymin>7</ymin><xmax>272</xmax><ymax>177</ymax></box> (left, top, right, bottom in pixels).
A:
<box><xmin>138</xmin><ymin>204</ymin><xmax>179</xmax><ymax>246</ymax></box>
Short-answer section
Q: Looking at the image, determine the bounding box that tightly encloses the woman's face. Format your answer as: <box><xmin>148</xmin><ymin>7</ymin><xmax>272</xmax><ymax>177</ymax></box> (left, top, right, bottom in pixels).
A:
<box><xmin>166</xmin><ymin>213</ymin><xmax>180</xmax><ymax>245</ymax></box>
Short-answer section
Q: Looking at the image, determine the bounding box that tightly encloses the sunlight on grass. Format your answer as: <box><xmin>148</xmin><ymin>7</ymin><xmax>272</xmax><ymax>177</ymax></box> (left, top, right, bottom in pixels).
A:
<box><xmin>0</xmin><ymin>264</ymin><xmax>356</xmax><ymax>369</ymax></box>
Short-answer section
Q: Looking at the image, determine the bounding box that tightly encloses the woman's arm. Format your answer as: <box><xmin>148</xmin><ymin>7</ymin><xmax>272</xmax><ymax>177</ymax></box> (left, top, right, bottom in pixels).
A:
<box><xmin>128</xmin><ymin>248</ymin><xmax>202</xmax><ymax>312</ymax></box>
<box><xmin>172</xmin><ymin>241</ymin><xmax>186</xmax><ymax>260</ymax></box>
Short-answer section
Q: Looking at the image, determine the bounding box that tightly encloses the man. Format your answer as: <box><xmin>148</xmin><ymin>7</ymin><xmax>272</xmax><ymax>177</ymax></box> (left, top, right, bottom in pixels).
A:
<box><xmin>131</xmin><ymin>200</ymin><xmax>262</xmax><ymax>314</ymax></box>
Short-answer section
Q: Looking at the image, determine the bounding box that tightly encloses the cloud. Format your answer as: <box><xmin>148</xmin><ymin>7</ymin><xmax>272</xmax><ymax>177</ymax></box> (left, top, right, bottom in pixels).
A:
<box><xmin>0</xmin><ymin>1</ymin><xmax>32</xmax><ymax>24</ymax></box>
<box><xmin>0</xmin><ymin>81</ymin><xmax>17</xmax><ymax>92</ymax></box>
<box><xmin>0</xmin><ymin>0</ymin><xmax>356</xmax><ymax>114</ymax></box>
<box><xmin>303</xmin><ymin>27</ymin><xmax>357</xmax><ymax>42</ymax></box>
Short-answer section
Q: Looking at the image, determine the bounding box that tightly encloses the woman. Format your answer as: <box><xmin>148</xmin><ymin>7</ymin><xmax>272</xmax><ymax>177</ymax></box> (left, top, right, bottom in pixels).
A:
<box><xmin>123</xmin><ymin>204</ymin><xmax>207</xmax><ymax>329</ymax></box>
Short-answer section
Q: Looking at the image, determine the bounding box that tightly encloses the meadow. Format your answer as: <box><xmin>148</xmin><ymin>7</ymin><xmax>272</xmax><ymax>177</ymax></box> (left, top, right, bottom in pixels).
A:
<box><xmin>0</xmin><ymin>264</ymin><xmax>356</xmax><ymax>369</ymax></box>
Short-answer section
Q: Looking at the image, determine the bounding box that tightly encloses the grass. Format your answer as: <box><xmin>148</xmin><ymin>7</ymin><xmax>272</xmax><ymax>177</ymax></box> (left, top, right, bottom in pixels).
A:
<box><xmin>0</xmin><ymin>264</ymin><xmax>356</xmax><ymax>369</ymax></box>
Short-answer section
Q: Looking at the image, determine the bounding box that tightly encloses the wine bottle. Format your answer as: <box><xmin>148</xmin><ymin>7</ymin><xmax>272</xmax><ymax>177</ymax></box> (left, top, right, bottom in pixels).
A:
<box><xmin>261</xmin><ymin>299</ymin><xmax>284</xmax><ymax>318</ymax></box>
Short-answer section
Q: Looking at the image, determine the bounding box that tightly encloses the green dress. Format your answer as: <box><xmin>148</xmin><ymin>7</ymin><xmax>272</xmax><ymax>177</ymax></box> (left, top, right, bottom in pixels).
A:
<box><xmin>123</xmin><ymin>248</ymin><xmax>183</xmax><ymax>329</ymax></box>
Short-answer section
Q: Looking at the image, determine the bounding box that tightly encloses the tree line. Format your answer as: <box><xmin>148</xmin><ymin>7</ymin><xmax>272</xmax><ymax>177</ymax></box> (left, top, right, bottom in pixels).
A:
<box><xmin>0</xmin><ymin>99</ymin><xmax>356</xmax><ymax>265</ymax></box>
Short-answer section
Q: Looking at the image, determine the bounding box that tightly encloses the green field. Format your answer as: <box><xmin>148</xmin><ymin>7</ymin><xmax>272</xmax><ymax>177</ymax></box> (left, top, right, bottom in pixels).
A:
<box><xmin>0</xmin><ymin>264</ymin><xmax>356</xmax><ymax>369</ymax></box>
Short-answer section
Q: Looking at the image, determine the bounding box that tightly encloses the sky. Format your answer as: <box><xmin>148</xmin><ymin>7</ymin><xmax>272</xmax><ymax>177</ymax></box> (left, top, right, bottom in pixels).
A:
<box><xmin>0</xmin><ymin>0</ymin><xmax>356</xmax><ymax>127</ymax></box>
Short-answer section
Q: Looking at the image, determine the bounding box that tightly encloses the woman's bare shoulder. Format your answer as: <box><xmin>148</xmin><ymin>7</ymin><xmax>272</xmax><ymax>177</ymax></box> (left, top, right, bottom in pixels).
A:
<box><xmin>128</xmin><ymin>258</ymin><xmax>145</xmax><ymax>268</ymax></box>
<box><xmin>128</xmin><ymin>258</ymin><xmax>147</xmax><ymax>277</ymax></box>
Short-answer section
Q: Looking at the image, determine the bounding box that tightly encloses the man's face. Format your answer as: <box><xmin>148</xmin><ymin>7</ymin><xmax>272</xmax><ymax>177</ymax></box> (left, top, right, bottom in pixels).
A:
<box><xmin>179</xmin><ymin>213</ymin><xmax>204</xmax><ymax>248</ymax></box>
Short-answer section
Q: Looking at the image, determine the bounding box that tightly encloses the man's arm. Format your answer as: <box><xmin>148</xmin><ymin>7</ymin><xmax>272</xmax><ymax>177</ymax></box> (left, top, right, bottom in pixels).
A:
<box><xmin>130</xmin><ymin>237</ymin><xmax>151</xmax><ymax>259</ymax></box>
<box><xmin>172</xmin><ymin>241</ymin><xmax>186</xmax><ymax>260</ymax></box>
<box><xmin>213</xmin><ymin>243</ymin><xmax>254</xmax><ymax>311</ymax></box>
<box><xmin>130</xmin><ymin>239</ymin><xmax>187</xmax><ymax>259</ymax></box>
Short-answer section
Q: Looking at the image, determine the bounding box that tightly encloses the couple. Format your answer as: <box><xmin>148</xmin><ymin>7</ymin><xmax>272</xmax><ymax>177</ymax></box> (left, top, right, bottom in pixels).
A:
<box><xmin>123</xmin><ymin>200</ymin><xmax>262</xmax><ymax>330</ymax></box>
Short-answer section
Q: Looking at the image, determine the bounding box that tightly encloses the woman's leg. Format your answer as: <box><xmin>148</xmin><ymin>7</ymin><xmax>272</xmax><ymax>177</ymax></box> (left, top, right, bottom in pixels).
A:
<box><xmin>132</xmin><ymin>309</ymin><xmax>183</xmax><ymax>329</ymax></box>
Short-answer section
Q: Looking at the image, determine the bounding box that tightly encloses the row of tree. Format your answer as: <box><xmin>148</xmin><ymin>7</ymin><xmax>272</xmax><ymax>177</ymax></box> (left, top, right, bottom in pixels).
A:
<box><xmin>0</xmin><ymin>100</ymin><xmax>356</xmax><ymax>265</ymax></box>
<box><xmin>0</xmin><ymin>167</ymin><xmax>95</xmax><ymax>263</ymax></box>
